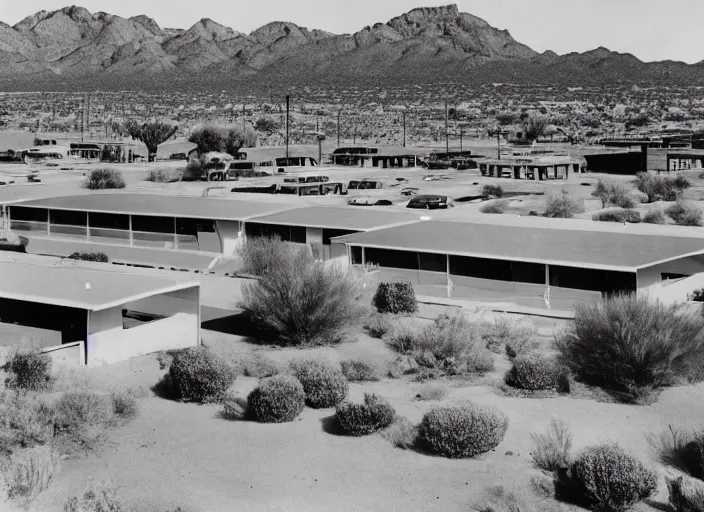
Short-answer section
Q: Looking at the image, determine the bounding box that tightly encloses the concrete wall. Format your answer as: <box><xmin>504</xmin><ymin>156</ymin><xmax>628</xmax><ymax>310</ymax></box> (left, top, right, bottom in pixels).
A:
<box><xmin>215</xmin><ymin>220</ymin><xmax>242</xmax><ymax>256</ymax></box>
<box><xmin>653</xmin><ymin>273</ymin><xmax>704</xmax><ymax>305</ymax></box>
<box><xmin>637</xmin><ymin>256</ymin><xmax>704</xmax><ymax>292</ymax></box>
<box><xmin>42</xmin><ymin>341</ymin><xmax>84</xmax><ymax>367</ymax></box>
<box><xmin>86</xmin><ymin>287</ymin><xmax>200</xmax><ymax>366</ymax></box>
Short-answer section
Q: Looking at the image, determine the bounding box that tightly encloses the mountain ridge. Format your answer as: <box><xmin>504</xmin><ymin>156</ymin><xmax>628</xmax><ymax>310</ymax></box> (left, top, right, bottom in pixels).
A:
<box><xmin>1</xmin><ymin>3</ymin><xmax>703</xmax><ymax>91</ymax></box>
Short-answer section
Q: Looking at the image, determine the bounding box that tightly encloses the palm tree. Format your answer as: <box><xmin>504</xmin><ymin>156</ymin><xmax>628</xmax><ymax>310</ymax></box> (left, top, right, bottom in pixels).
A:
<box><xmin>125</xmin><ymin>121</ymin><xmax>178</xmax><ymax>162</ymax></box>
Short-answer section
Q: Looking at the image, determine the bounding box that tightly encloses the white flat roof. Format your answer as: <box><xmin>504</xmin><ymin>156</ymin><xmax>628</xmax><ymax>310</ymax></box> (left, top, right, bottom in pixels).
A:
<box><xmin>0</xmin><ymin>261</ymin><xmax>199</xmax><ymax>311</ymax></box>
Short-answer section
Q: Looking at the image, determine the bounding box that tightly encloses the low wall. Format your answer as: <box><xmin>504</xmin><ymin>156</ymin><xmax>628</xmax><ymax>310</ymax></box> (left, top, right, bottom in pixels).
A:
<box><xmin>651</xmin><ymin>273</ymin><xmax>704</xmax><ymax>305</ymax></box>
<box><xmin>42</xmin><ymin>341</ymin><xmax>84</xmax><ymax>367</ymax></box>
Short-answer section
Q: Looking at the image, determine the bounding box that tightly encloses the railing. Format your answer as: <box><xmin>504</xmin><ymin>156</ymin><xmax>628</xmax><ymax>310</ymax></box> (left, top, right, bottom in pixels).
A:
<box><xmin>9</xmin><ymin>220</ymin><xmax>48</xmax><ymax>234</ymax></box>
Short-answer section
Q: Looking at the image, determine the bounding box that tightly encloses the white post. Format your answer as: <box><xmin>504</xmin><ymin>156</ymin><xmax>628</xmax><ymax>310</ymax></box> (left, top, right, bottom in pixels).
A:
<box><xmin>47</xmin><ymin>209</ymin><xmax>51</xmax><ymax>236</ymax></box>
<box><xmin>544</xmin><ymin>264</ymin><xmax>551</xmax><ymax>310</ymax></box>
<box><xmin>173</xmin><ymin>217</ymin><xmax>178</xmax><ymax>250</ymax></box>
<box><xmin>446</xmin><ymin>254</ymin><xmax>452</xmax><ymax>298</ymax></box>
<box><xmin>128</xmin><ymin>215</ymin><xmax>133</xmax><ymax>246</ymax></box>
<box><xmin>86</xmin><ymin>212</ymin><xmax>90</xmax><ymax>242</ymax></box>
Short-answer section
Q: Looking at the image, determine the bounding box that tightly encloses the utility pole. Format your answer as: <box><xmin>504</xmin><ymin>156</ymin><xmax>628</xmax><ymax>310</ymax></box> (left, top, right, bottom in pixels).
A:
<box><xmin>460</xmin><ymin>129</ymin><xmax>465</xmax><ymax>152</ymax></box>
<box><xmin>86</xmin><ymin>93</ymin><xmax>91</xmax><ymax>139</ymax></box>
<box><xmin>353</xmin><ymin>123</ymin><xmax>357</xmax><ymax>145</ymax></box>
<box><xmin>403</xmin><ymin>110</ymin><xmax>406</xmax><ymax>148</ymax></box>
<box><xmin>444</xmin><ymin>101</ymin><xmax>449</xmax><ymax>155</ymax></box>
<box><xmin>497</xmin><ymin>129</ymin><xmax>501</xmax><ymax>160</ymax></box>
<box><xmin>285</xmin><ymin>94</ymin><xmax>290</xmax><ymax>160</ymax></box>
<box><xmin>242</xmin><ymin>103</ymin><xmax>246</xmax><ymax>133</ymax></box>
<box><xmin>337</xmin><ymin>110</ymin><xmax>341</xmax><ymax>147</ymax></box>
<box><xmin>81</xmin><ymin>96</ymin><xmax>85</xmax><ymax>142</ymax></box>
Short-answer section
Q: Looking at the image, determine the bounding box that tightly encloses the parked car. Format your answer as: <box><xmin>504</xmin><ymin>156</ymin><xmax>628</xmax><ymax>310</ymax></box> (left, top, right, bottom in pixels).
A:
<box><xmin>406</xmin><ymin>195</ymin><xmax>453</xmax><ymax>209</ymax></box>
<box><xmin>169</xmin><ymin>152</ymin><xmax>187</xmax><ymax>160</ymax></box>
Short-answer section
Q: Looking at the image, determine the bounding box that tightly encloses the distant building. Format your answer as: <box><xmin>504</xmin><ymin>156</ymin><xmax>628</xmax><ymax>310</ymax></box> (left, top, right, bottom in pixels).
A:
<box><xmin>478</xmin><ymin>155</ymin><xmax>585</xmax><ymax>180</ymax></box>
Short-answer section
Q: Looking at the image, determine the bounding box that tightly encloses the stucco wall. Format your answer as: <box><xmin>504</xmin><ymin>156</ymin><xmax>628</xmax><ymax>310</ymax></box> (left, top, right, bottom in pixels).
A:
<box><xmin>86</xmin><ymin>287</ymin><xmax>200</xmax><ymax>366</ymax></box>
<box><xmin>637</xmin><ymin>256</ymin><xmax>704</xmax><ymax>293</ymax></box>
<box><xmin>215</xmin><ymin>220</ymin><xmax>242</xmax><ymax>256</ymax></box>
<box><xmin>42</xmin><ymin>342</ymin><xmax>84</xmax><ymax>367</ymax></box>
<box><xmin>647</xmin><ymin>273</ymin><xmax>704</xmax><ymax>305</ymax></box>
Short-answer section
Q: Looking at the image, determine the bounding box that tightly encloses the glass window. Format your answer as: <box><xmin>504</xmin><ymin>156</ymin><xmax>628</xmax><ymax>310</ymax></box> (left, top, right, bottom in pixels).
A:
<box><xmin>419</xmin><ymin>252</ymin><xmax>446</xmax><ymax>272</ymax></box>
<box><xmin>88</xmin><ymin>212</ymin><xmax>129</xmax><ymax>230</ymax></box>
<box><xmin>131</xmin><ymin>215</ymin><xmax>175</xmax><ymax>234</ymax></box>
<box><xmin>549</xmin><ymin>265</ymin><xmax>636</xmax><ymax>293</ymax></box>
<box><xmin>365</xmin><ymin>248</ymin><xmax>419</xmax><ymax>270</ymax></box>
<box><xmin>10</xmin><ymin>206</ymin><xmax>47</xmax><ymax>222</ymax></box>
<box><xmin>50</xmin><ymin>209</ymin><xmax>87</xmax><ymax>226</ymax></box>
<box><xmin>322</xmin><ymin>229</ymin><xmax>357</xmax><ymax>245</ymax></box>
<box><xmin>176</xmin><ymin>218</ymin><xmax>216</xmax><ymax>235</ymax></box>
<box><xmin>351</xmin><ymin>246</ymin><xmax>363</xmax><ymax>265</ymax></box>
<box><xmin>512</xmin><ymin>261</ymin><xmax>546</xmax><ymax>284</ymax></box>
<box><xmin>290</xmin><ymin>226</ymin><xmax>306</xmax><ymax>244</ymax></box>
<box><xmin>450</xmin><ymin>255</ymin><xmax>512</xmax><ymax>281</ymax></box>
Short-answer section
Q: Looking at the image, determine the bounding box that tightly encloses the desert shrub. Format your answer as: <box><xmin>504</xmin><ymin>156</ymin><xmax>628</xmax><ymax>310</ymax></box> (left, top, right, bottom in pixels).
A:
<box><xmin>381</xmin><ymin>416</ymin><xmax>417</xmax><ymax>449</ymax></box>
<box><xmin>666</xmin><ymin>200</ymin><xmax>703</xmax><ymax>227</ymax></box>
<box><xmin>415</xmin><ymin>383</ymin><xmax>448</xmax><ymax>401</ymax></box>
<box><xmin>363</xmin><ymin>314</ymin><xmax>392</xmax><ymax>339</ymax></box>
<box><xmin>567</xmin><ymin>444</ymin><xmax>657</xmax><ymax>511</ymax></box>
<box><xmin>642</xmin><ymin>209</ymin><xmax>667</xmax><ymax>224</ymax></box>
<box><xmin>647</xmin><ymin>425</ymin><xmax>703</xmax><ymax>478</ymax></box>
<box><xmin>667</xmin><ymin>475</ymin><xmax>704</xmax><ymax>512</ymax></box>
<box><xmin>505</xmin><ymin>355</ymin><xmax>570</xmax><ymax>392</ymax></box>
<box><xmin>683</xmin><ymin>432</ymin><xmax>704</xmax><ymax>480</ymax></box>
<box><xmin>475</xmin><ymin>485</ymin><xmax>561</xmax><ymax>512</ymax></box>
<box><xmin>543</xmin><ymin>191</ymin><xmax>584</xmax><ymax>218</ymax></box>
<box><xmin>592</xmin><ymin>179</ymin><xmax>636</xmax><ymax>209</ymax></box>
<box><xmin>289</xmin><ymin>359</ymin><xmax>348</xmax><ymax>408</ymax></box>
<box><xmin>418</xmin><ymin>402</ymin><xmax>509</xmax><ymax>459</ymax></box>
<box><xmin>387</xmin><ymin>321</ymin><xmax>424</xmax><ymax>354</ymax></box>
<box><xmin>110</xmin><ymin>389</ymin><xmax>138</xmax><ymax>418</ymax></box>
<box><xmin>181</xmin><ymin>158</ymin><xmax>204</xmax><ymax>181</ymax></box>
<box><xmin>689</xmin><ymin>289</ymin><xmax>704</xmax><ymax>302</ymax></box>
<box><xmin>82</xmin><ymin>168</ymin><xmax>125</xmax><ymax>190</ymax></box>
<box><xmin>340</xmin><ymin>359</ymin><xmax>382</xmax><ymax>382</ymax></box>
<box><xmin>4</xmin><ymin>445</ymin><xmax>59</xmax><ymax>502</ymax></box>
<box><xmin>481</xmin><ymin>184</ymin><xmax>504</xmax><ymax>199</ymax></box>
<box><xmin>236</xmin><ymin>235</ymin><xmax>301</xmax><ymax>277</ymax></box>
<box><xmin>372</xmin><ymin>282</ymin><xmax>418</xmax><ymax>315</ymax></box>
<box><xmin>592</xmin><ymin>209</ymin><xmax>641</xmax><ymax>223</ymax></box>
<box><xmin>530</xmin><ymin>419</ymin><xmax>572</xmax><ymax>472</ymax></box>
<box><xmin>556</xmin><ymin>294</ymin><xmax>704</xmax><ymax>402</ymax></box>
<box><xmin>2</xmin><ymin>347</ymin><xmax>52</xmax><ymax>391</ymax></box>
<box><xmin>53</xmin><ymin>392</ymin><xmax>113</xmax><ymax>432</ymax></box>
<box><xmin>63</xmin><ymin>482</ymin><xmax>125</xmax><ymax>512</ymax></box>
<box><xmin>480</xmin><ymin>200</ymin><xmax>508</xmax><ymax>214</ymax></box>
<box><xmin>241</xmin><ymin>354</ymin><xmax>280</xmax><ymax>378</ymax></box>
<box><xmin>146</xmin><ymin>168</ymin><xmax>181</xmax><ymax>183</ymax></box>
<box><xmin>0</xmin><ymin>393</ymin><xmax>54</xmax><ymax>452</ymax></box>
<box><xmin>221</xmin><ymin>393</ymin><xmax>247</xmax><ymax>421</ymax></box>
<box><xmin>635</xmin><ymin>171</ymin><xmax>689</xmax><ymax>202</ymax></box>
<box><xmin>247</xmin><ymin>375</ymin><xmax>305</xmax><ymax>423</ymax></box>
<box><xmin>335</xmin><ymin>393</ymin><xmax>395</xmax><ymax>436</ymax></box>
<box><xmin>167</xmin><ymin>347</ymin><xmax>237</xmax><ymax>403</ymax></box>
<box><xmin>673</xmin><ymin>175</ymin><xmax>692</xmax><ymax>190</ymax></box>
<box><xmin>239</xmin><ymin>250</ymin><xmax>363</xmax><ymax>346</ymax></box>
<box><xmin>68</xmin><ymin>252</ymin><xmax>109</xmax><ymax>263</ymax></box>
<box><xmin>482</xmin><ymin>318</ymin><xmax>537</xmax><ymax>357</ymax></box>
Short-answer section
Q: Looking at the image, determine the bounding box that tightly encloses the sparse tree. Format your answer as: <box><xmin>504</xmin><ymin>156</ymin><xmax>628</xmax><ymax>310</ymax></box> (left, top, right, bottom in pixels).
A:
<box><xmin>189</xmin><ymin>125</ymin><xmax>257</xmax><ymax>157</ymax></box>
<box><xmin>125</xmin><ymin>120</ymin><xmax>178</xmax><ymax>162</ymax></box>
<box><xmin>523</xmin><ymin>114</ymin><xmax>549</xmax><ymax>142</ymax></box>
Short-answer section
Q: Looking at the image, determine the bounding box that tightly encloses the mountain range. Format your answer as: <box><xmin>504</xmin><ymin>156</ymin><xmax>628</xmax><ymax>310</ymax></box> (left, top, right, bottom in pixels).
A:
<box><xmin>1</xmin><ymin>4</ymin><xmax>703</xmax><ymax>92</ymax></box>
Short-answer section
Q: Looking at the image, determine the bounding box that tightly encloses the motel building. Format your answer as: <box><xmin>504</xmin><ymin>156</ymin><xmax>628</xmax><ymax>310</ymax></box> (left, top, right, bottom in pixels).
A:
<box><xmin>0</xmin><ymin>257</ymin><xmax>200</xmax><ymax>366</ymax></box>
<box><xmin>478</xmin><ymin>155</ymin><xmax>586</xmax><ymax>181</ymax></box>
<box><xmin>332</xmin><ymin>217</ymin><xmax>704</xmax><ymax>311</ymax></box>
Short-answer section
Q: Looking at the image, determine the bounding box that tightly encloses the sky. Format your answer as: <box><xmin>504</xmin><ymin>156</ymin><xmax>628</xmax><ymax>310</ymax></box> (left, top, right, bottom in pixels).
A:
<box><xmin>2</xmin><ymin>0</ymin><xmax>703</xmax><ymax>64</ymax></box>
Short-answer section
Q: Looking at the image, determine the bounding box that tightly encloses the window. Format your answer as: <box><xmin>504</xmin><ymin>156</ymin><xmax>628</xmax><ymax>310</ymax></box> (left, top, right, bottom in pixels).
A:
<box><xmin>662</xmin><ymin>272</ymin><xmax>690</xmax><ymax>281</ymax></box>
<box><xmin>131</xmin><ymin>215</ymin><xmax>175</xmax><ymax>234</ymax></box>
<box><xmin>88</xmin><ymin>212</ymin><xmax>129</xmax><ymax>230</ymax></box>
<box><xmin>10</xmin><ymin>207</ymin><xmax>47</xmax><ymax>222</ymax></box>
<box><xmin>365</xmin><ymin>248</ymin><xmax>419</xmax><ymax>270</ymax></box>
<box><xmin>245</xmin><ymin>223</ymin><xmax>306</xmax><ymax>243</ymax></box>
<box><xmin>512</xmin><ymin>262</ymin><xmax>546</xmax><ymax>285</ymax></box>
<box><xmin>549</xmin><ymin>265</ymin><xmax>636</xmax><ymax>293</ymax></box>
<box><xmin>322</xmin><ymin>229</ymin><xmax>357</xmax><ymax>245</ymax></box>
<box><xmin>351</xmin><ymin>246</ymin><xmax>363</xmax><ymax>265</ymax></box>
<box><xmin>50</xmin><ymin>209</ymin><xmax>87</xmax><ymax>226</ymax></box>
<box><xmin>419</xmin><ymin>252</ymin><xmax>446</xmax><ymax>272</ymax></box>
<box><xmin>176</xmin><ymin>218</ymin><xmax>216</xmax><ymax>235</ymax></box>
<box><xmin>450</xmin><ymin>255</ymin><xmax>512</xmax><ymax>282</ymax></box>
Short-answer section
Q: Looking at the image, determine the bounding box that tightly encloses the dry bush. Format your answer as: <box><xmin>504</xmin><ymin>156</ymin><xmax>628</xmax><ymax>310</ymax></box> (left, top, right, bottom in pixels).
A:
<box><xmin>481</xmin><ymin>185</ymin><xmax>504</xmax><ymax>199</ymax></box>
<box><xmin>110</xmin><ymin>388</ymin><xmax>138</xmax><ymax>419</ymax></box>
<box><xmin>642</xmin><ymin>209</ymin><xmax>667</xmax><ymax>224</ymax></box>
<box><xmin>239</xmin><ymin>251</ymin><xmax>364</xmax><ymax>346</ymax></box>
<box><xmin>667</xmin><ymin>475</ymin><xmax>704</xmax><ymax>512</ymax></box>
<box><xmin>415</xmin><ymin>383</ymin><xmax>448</xmax><ymax>401</ymax></box>
<box><xmin>340</xmin><ymin>359</ymin><xmax>382</xmax><ymax>382</ymax></box>
<box><xmin>666</xmin><ymin>200</ymin><xmax>703</xmax><ymax>227</ymax></box>
<box><xmin>556</xmin><ymin>294</ymin><xmax>704</xmax><ymax>403</ymax></box>
<box><xmin>247</xmin><ymin>375</ymin><xmax>305</xmax><ymax>423</ymax></box>
<box><xmin>289</xmin><ymin>359</ymin><xmax>348</xmax><ymax>409</ymax></box>
<box><xmin>564</xmin><ymin>444</ymin><xmax>657</xmax><ymax>512</ymax></box>
<box><xmin>82</xmin><ymin>168</ymin><xmax>125</xmax><ymax>190</ymax></box>
<box><xmin>474</xmin><ymin>485</ymin><xmax>562</xmax><ymax>512</ymax></box>
<box><xmin>236</xmin><ymin>235</ymin><xmax>301</xmax><ymax>277</ymax></box>
<box><xmin>418</xmin><ymin>402</ymin><xmax>509</xmax><ymax>459</ymax></box>
<box><xmin>0</xmin><ymin>392</ymin><xmax>54</xmax><ymax>453</ymax></box>
<box><xmin>241</xmin><ymin>353</ymin><xmax>280</xmax><ymax>378</ymax></box>
<box><xmin>63</xmin><ymin>481</ymin><xmax>125</xmax><ymax>512</ymax></box>
<box><xmin>372</xmin><ymin>282</ymin><xmax>418</xmax><ymax>315</ymax></box>
<box><xmin>480</xmin><ymin>200</ymin><xmax>509</xmax><ymax>214</ymax></box>
<box><xmin>530</xmin><ymin>419</ymin><xmax>572</xmax><ymax>472</ymax></box>
<box><xmin>53</xmin><ymin>392</ymin><xmax>113</xmax><ymax>433</ymax></box>
<box><xmin>592</xmin><ymin>209</ymin><xmax>641</xmax><ymax>224</ymax></box>
<box><xmin>381</xmin><ymin>416</ymin><xmax>417</xmax><ymax>449</ymax></box>
<box><xmin>363</xmin><ymin>313</ymin><xmax>393</xmax><ymax>339</ymax></box>
<box><xmin>505</xmin><ymin>355</ymin><xmax>570</xmax><ymax>393</ymax></box>
<box><xmin>482</xmin><ymin>318</ymin><xmax>537</xmax><ymax>357</ymax></box>
<box><xmin>335</xmin><ymin>393</ymin><xmax>395</xmax><ymax>436</ymax></box>
<box><xmin>2</xmin><ymin>345</ymin><xmax>52</xmax><ymax>391</ymax></box>
<box><xmin>593</xmin><ymin>179</ymin><xmax>636</xmax><ymax>209</ymax></box>
<box><xmin>635</xmin><ymin>171</ymin><xmax>689</xmax><ymax>202</ymax></box>
<box><xmin>3</xmin><ymin>445</ymin><xmax>60</xmax><ymax>503</ymax></box>
<box><xmin>68</xmin><ymin>252</ymin><xmax>109</xmax><ymax>263</ymax></box>
<box><xmin>146</xmin><ymin>168</ymin><xmax>181</xmax><ymax>183</ymax></box>
<box><xmin>543</xmin><ymin>191</ymin><xmax>584</xmax><ymax>218</ymax></box>
<box><xmin>167</xmin><ymin>347</ymin><xmax>237</xmax><ymax>403</ymax></box>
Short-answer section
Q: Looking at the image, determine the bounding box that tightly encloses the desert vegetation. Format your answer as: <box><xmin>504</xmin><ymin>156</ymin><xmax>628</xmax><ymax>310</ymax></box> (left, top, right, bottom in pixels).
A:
<box><xmin>81</xmin><ymin>168</ymin><xmax>125</xmax><ymax>190</ymax></box>
<box><xmin>67</xmin><ymin>252</ymin><xmax>109</xmax><ymax>263</ymax></box>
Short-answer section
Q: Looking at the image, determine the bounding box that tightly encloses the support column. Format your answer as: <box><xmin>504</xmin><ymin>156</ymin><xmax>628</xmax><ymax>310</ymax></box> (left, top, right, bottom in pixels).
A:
<box><xmin>86</xmin><ymin>212</ymin><xmax>90</xmax><ymax>242</ymax></box>
<box><xmin>128</xmin><ymin>215</ymin><xmax>133</xmax><ymax>246</ymax></box>
<box><xmin>545</xmin><ymin>264</ymin><xmax>551</xmax><ymax>310</ymax></box>
<box><xmin>361</xmin><ymin>247</ymin><xmax>366</xmax><ymax>268</ymax></box>
<box><xmin>47</xmin><ymin>209</ymin><xmax>51</xmax><ymax>236</ymax></box>
<box><xmin>446</xmin><ymin>254</ymin><xmax>451</xmax><ymax>298</ymax></box>
<box><xmin>533</xmin><ymin>166</ymin><xmax>539</xmax><ymax>181</ymax></box>
<box><xmin>173</xmin><ymin>217</ymin><xmax>178</xmax><ymax>250</ymax></box>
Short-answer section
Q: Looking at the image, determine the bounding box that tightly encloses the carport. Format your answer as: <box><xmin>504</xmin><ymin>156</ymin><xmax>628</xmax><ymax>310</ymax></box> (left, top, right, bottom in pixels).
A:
<box><xmin>0</xmin><ymin>261</ymin><xmax>201</xmax><ymax>366</ymax></box>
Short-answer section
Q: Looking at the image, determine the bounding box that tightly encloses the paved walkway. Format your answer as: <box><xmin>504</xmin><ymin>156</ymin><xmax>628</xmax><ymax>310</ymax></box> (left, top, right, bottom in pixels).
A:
<box><xmin>416</xmin><ymin>294</ymin><xmax>574</xmax><ymax>319</ymax></box>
